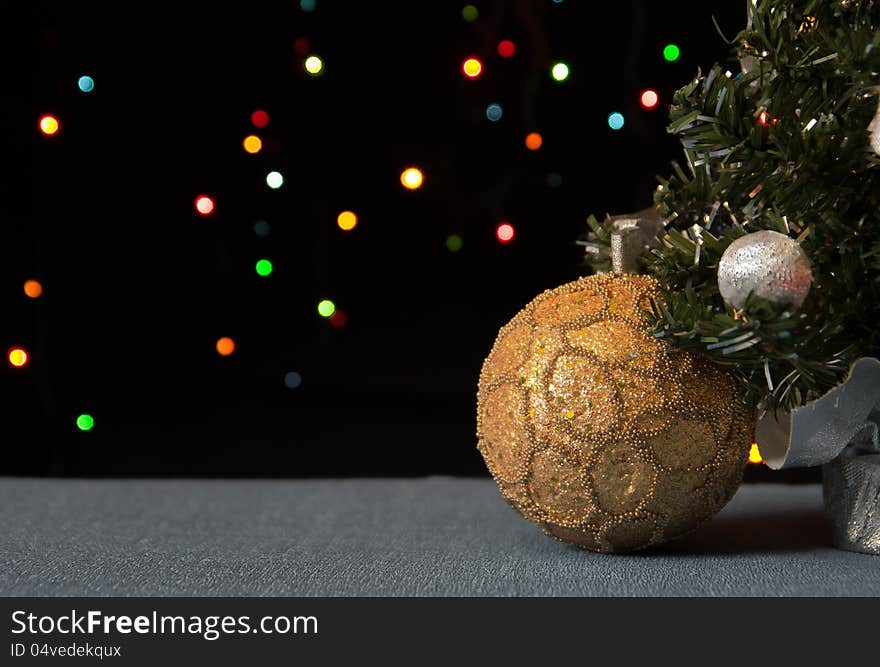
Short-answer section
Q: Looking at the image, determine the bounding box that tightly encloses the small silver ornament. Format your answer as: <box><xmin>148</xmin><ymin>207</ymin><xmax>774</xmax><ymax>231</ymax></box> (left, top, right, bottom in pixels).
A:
<box><xmin>717</xmin><ymin>230</ymin><xmax>812</xmax><ymax>309</ymax></box>
<box><xmin>868</xmin><ymin>89</ymin><xmax>880</xmax><ymax>155</ymax></box>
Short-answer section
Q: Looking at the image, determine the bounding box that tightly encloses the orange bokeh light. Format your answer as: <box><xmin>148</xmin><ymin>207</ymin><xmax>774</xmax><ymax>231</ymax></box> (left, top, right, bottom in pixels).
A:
<box><xmin>337</xmin><ymin>211</ymin><xmax>358</xmax><ymax>231</ymax></box>
<box><xmin>23</xmin><ymin>280</ymin><xmax>43</xmax><ymax>298</ymax></box>
<box><xmin>243</xmin><ymin>135</ymin><xmax>262</xmax><ymax>154</ymax></box>
<box><xmin>400</xmin><ymin>167</ymin><xmax>424</xmax><ymax>190</ymax></box>
<box><xmin>216</xmin><ymin>337</ymin><xmax>235</xmax><ymax>356</ymax></box>
<box><xmin>525</xmin><ymin>132</ymin><xmax>543</xmax><ymax>151</ymax></box>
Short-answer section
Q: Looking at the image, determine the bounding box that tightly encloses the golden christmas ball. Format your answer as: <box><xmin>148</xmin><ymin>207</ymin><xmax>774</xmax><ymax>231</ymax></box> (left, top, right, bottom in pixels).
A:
<box><xmin>476</xmin><ymin>273</ymin><xmax>754</xmax><ymax>552</ymax></box>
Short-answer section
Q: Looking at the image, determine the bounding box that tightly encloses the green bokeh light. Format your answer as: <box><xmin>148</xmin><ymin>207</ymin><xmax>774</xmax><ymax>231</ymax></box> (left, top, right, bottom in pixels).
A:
<box><xmin>462</xmin><ymin>5</ymin><xmax>478</xmax><ymax>22</ymax></box>
<box><xmin>76</xmin><ymin>414</ymin><xmax>94</xmax><ymax>431</ymax></box>
<box><xmin>663</xmin><ymin>43</ymin><xmax>681</xmax><ymax>62</ymax></box>
<box><xmin>446</xmin><ymin>234</ymin><xmax>463</xmax><ymax>252</ymax></box>
<box><xmin>317</xmin><ymin>299</ymin><xmax>336</xmax><ymax>317</ymax></box>
<box><xmin>255</xmin><ymin>259</ymin><xmax>273</xmax><ymax>276</ymax></box>
<box><xmin>551</xmin><ymin>62</ymin><xmax>569</xmax><ymax>82</ymax></box>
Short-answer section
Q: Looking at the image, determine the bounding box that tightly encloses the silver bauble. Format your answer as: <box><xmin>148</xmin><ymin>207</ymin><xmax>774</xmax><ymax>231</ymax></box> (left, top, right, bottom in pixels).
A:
<box><xmin>868</xmin><ymin>89</ymin><xmax>880</xmax><ymax>156</ymax></box>
<box><xmin>717</xmin><ymin>230</ymin><xmax>812</xmax><ymax>309</ymax></box>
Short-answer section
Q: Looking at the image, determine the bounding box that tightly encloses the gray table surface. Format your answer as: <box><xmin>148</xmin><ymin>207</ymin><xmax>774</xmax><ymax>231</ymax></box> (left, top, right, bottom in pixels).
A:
<box><xmin>0</xmin><ymin>478</ymin><xmax>876</xmax><ymax>596</ymax></box>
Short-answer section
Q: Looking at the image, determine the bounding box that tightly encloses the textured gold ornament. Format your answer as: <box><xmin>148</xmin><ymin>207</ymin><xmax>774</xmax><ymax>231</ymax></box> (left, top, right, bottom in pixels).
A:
<box><xmin>476</xmin><ymin>273</ymin><xmax>754</xmax><ymax>553</ymax></box>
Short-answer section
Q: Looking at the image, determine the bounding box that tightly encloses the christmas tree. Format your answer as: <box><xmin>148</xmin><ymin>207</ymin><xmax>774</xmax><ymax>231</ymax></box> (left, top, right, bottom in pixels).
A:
<box><xmin>591</xmin><ymin>0</ymin><xmax>880</xmax><ymax>413</ymax></box>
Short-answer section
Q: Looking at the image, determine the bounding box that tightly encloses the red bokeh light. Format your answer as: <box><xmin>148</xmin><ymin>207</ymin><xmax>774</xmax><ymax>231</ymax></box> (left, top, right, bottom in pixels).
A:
<box><xmin>329</xmin><ymin>310</ymin><xmax>348</xmax><ymax>329</ymax></box>
<box><xmin>251</xmin><ymin>110</ymin><xmax>270</xmax><ymax>129</ymax></box>
<box><xmin>293</xmin><ymin>38</ymin><xmax>311</xmax><ymax>57</ymax></box>
<box><xmin>497</xmin><ymin>40</ymin><xmax>516</xmax><ymax>58</ymax></box>
<box><xmin>195</xmin><ymin>195</ymin><xmax>215</xmax><ymax>216</ymax></box>
<box><xmin>639</xmin><ymin>89</ymin><xmax>659</xmax><ymax>110</ymax></box>
<box><xmin>496</xmin><ymin>222</ymin><xmax>515</xmax><ymax>244</ymax></box>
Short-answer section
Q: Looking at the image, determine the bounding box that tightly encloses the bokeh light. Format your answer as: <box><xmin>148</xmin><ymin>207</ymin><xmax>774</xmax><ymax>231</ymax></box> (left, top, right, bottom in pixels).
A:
<box><xmin>400</xmin><ymin>167</ymin><xmax>424</xmax><ymax>190</ymax></box>
<box><xmin>485</xmin><ymin>103</ymin><xmax>503</xmax><ymax>122</ymax></box>
<box><xmin>496</xmin><ymin>222</ymin><xmax>515</xmax><ymax>244</ymax></box>
<box><xmin>243</xmin><ymin>135</ymin><xmax>262</xmax><ymax>154</ymax></box>
<box><xmin>446</xmin><ymin>234</ymin><xmax>463</xmax><ymax>252</ymax></box>
<box><xmin>284</xmin><ymin>371</ymin><xmax>303</xmax><ymax>389</ymax></box>
<box><xmin>23</xmin><ymin>279</ymin><xmax>43</xmax><ymax>299</ymax></box>
<box><xmin>254</xmin><ymin>220</ymin><xmax>271</xmax><ymax>237</ymax></box>
<box><xmin>216</xmin><ymin>337</ymin><xmax>235</xmax><ymax>356</ymax></box>
<box><xmin>300</xmin><ymin>0</ymin><xmax>316</xmax><ymax>11</ymax></box>
<box><xmin>77</xmin><ymin>75</ymin><xmax>95</xmax><ymax>92</ymax></box>
<box><xmin>305</xmin><ymin>55</ymin><xmax>324</xmax><ymax>75</ymax></box>
<box><xmin>758</xmin><ymin>110</ymin><xmax>778</xmax><ymax>127</ymax></box>
<box><xmin>497</xmin><ymin>40</ymin><xmax>516</xmax><ymax>58</ymax></box>
<box><xmin>525</xmin><ymin>132</ymin><xmax>543</xmax><ymax>151</ymax></box>
<box><xmin>640</xmin><ymin>89</ymin><xmax>659</xmax><ymax>110</ymax></box>
<box><xmin>8</xmin><ymin>347</ymin><xmax>29</xmax><ymax>368</ymax></box>
<box><xmin>551</xmin><ymin>62</ymin><xmax>570</xmax><ymax>81</ymax></box>
<box><xmin>266</xmin><ymin>171</ymin><xmax>284</xmax><ymax>189</ymax></box>
<box><xmin>329</xmin><ymin>310</ymin><xmax>348</xmax><ymax>329</ymax></box>
<box><xmin>317</xmin><ymin>299</ymin><xmax>336</xmax><ymax>317</ymax></box>
<box><xmin>255</xmin><ymin>259</ymin><xmax>273</xmax><ymax>277</ymax></box>
<box><xmin>748</xmin><ymin>442</ymin><xmax>763</xmax><ymax>464</ymax></box>
<box><xmin>293</xmin><ymin>37</ymin><xmax>311</xmax><ymax>56</ymax></box>
<box><xmin>462</xmin><ymin>57</ymin><xmax>482</xmax><ymax>78</ymax></box>
<box><xmin>195</xmin><ymin>195</ymin><xmax>215</xmax><ymax>216</ymax></box>
<box><xmin>39</xmin><ymin>115</ymin><xmax>59</xmax><ymax>136</ymax></box>
<box><xmin>76</xmin><ymin>414</ymin><xmax>95</xmax><ymax>431</ymax></box>
<box><xmin>546</xmin><ymin>172</ymin><xmax>562</xmax><ymax>188</ymax></box>
<box><xmin>337</xmin><ymin>210</ymin><xmax>358</xmax><ymax>231</ymax></box>
<box><xmin>607</xmin><ymin>112</ymin><xmax>625</xmax><ymax>130</ymax></box>
<box><xmin>251</xmin><ymin>110</ymin><xmax>270</xmax><ymax>128</ymax></box>
<box><xmin>462</xmin><ymin>4</ymin><xmax>478</xmax><ymax>22</ymax></box>
<box><xmin>663</xmin><ymin>43</ymin><xmax>681</xmax><ymax>62</ymax></box>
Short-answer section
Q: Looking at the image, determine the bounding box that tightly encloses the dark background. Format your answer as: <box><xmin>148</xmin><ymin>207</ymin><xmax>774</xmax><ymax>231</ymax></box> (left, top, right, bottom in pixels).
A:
<box><xmin>6</xmin><ymin>0</ymin><xmax>796</xmax><ymax>480</ymax></box>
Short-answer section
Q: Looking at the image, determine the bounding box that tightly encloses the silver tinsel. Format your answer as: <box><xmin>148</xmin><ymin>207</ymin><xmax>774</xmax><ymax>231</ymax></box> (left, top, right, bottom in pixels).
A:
<box><xmin>717</xmin><ymin>230</ymin><xmax>812</xmax><ymax>309</ymax></box>
<box><xmin>824</xmin><ymin>453</ymin><xmax>880</xmax><ymax>555</ymax></box>
<box><xmin>757</xmin><ymin>357</ymin><xmax>880</xmax><ymax>555</ymax></box>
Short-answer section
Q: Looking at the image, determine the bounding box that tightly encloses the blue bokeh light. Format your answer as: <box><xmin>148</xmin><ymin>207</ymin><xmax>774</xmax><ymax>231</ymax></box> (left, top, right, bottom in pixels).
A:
<box><xmin>607</xmin><ymin>112</ymin><xmax>625</xmax><ymax>131</ymax></box>
<box><xmin>485</xmin><ymin>103</ymin><xmax>503</xmax><ymax>122</ymax></box>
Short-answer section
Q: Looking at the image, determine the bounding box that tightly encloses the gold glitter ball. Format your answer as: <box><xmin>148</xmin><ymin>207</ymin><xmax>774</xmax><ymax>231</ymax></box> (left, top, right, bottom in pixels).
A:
<box><xmin>476</xmin><ymin>273</ymin><xmax>754</xmax><ymax>553</ymax></box>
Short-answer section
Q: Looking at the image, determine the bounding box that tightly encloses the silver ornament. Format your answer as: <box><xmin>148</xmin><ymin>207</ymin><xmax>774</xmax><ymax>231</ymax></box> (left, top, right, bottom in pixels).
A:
<box><xmin>717</xmin><ymin>230</ymin><xmax>812</xmax><ymax>309</ymax></box>
<box><xmin>868</xmin><ymin>89</ymin><xmax>880</xmax><ymax>156</ymax></box>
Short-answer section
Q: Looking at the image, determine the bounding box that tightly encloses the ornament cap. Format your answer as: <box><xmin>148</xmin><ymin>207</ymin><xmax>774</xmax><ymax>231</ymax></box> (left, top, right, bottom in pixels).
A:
<box><xmin>607</xmin><ymin>210</ymin><xmax>662</xmax><ymax>275</ymax></box>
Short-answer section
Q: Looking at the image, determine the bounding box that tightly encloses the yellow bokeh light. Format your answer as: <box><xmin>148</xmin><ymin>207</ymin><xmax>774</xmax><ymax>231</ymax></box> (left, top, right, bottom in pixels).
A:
<box><xmin>305</xmin><ymin>55</ymin><xmax>324</xmax><ymax>75</ymax></box>
<box><xmin>337</xmin><ymin>210</ymin><xmax>358</xmax><ymax>231</ymax></box>
<box><xmin>8</xmin><ymin>348</ymin><xmax>28</xmax><ymax>368</ymax></box>
<box><xmin>400</xmin><ymin>167</ymin><xmax>424</xmax><ymax>190</ymax></box>
<box><xmin>243</xmin><ymin>135</ymin><xmax>262</xmax><ymax>154</ymax></box>
<box><xmin>462</xmin><ymin>58</ymin><xmax>483</xmax><ymax>78</ymax></box>
<box><xmin>39</xmin><ymin>115</ymin><xmax>59</xmax><ymax>136</ymax></box>
<box><xmin>748</xmin><ymin>442</ymin><xmax>763</xmax><ymax>464</ymax></box>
